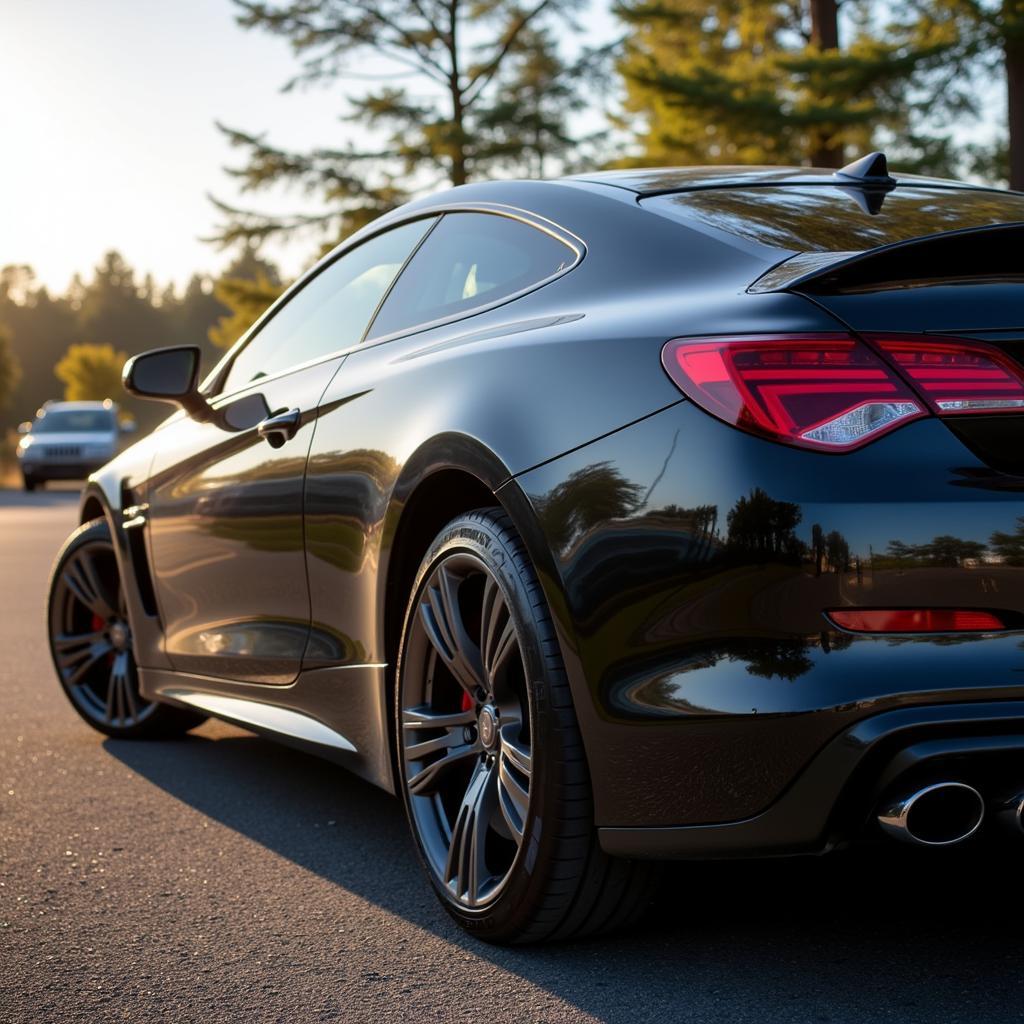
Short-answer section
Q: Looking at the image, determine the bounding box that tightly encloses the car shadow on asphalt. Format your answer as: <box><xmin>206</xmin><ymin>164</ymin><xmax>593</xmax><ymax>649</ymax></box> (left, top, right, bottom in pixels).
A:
<box><xmin>105</xmin><ymin>730</ymin><xmax>1024</xmax><ymax>1021</ymax></box>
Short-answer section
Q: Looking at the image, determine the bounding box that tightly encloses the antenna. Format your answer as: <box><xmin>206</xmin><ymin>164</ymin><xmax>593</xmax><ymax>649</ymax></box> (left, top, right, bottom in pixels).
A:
<box><xmin>834</xmin><ymin>151</ymin><xmax>896</xmax><ymax>187</ymax></box>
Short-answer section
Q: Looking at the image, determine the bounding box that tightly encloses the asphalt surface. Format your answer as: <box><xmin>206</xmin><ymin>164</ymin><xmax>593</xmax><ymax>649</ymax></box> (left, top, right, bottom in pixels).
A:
<box><xmin>3</xmin><ymin>487</ymin><xmax>1024</xmax><ymax>1023</ymax></box>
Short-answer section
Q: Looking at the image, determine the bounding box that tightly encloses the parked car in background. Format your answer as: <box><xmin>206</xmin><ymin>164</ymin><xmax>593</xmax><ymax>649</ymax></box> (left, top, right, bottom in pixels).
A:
<box><xmin>17</xmin><ymin>400</ymin><xmax>132</xmax><ymax>490</ymax></box>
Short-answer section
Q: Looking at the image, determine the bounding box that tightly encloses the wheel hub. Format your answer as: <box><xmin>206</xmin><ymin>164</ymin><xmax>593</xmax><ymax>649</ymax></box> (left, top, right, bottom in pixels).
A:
<box><xmin>108</xmin><ymin>620</ymin><xmax>130</xmax><ymax>651</ymax></box>
<box><xmin>478</xmin><ymin>704</ymin><xmax>498</xmax><ymax>750</ymax></box>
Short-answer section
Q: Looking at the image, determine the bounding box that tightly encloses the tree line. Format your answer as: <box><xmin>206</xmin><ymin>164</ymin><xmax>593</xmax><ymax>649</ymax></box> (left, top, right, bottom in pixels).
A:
<box><xmin>0</xmin><ymin>250</ymin><xmax>282</xmax><ymax>431</ymax></box>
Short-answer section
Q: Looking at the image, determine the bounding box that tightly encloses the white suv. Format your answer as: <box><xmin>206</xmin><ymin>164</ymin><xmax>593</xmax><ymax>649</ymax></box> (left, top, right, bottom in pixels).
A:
<box><xmin>16</xmin><ymin>400</ymin><xmax>131</xmax><ymax>491</ymax></box>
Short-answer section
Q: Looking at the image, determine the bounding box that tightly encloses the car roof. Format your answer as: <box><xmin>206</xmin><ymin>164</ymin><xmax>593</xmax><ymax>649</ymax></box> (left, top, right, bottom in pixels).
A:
<box><xmin>561</xmin><ymin>165</ymin><xmax>999</xmax><ymax>198</ymax></box>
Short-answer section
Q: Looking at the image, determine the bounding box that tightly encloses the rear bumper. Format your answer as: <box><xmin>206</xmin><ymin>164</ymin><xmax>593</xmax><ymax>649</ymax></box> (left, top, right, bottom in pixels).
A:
<box><xmin>598</xmin><ymin>701</ymin><xmax>1024</xmax><ymax>858</ymax></box>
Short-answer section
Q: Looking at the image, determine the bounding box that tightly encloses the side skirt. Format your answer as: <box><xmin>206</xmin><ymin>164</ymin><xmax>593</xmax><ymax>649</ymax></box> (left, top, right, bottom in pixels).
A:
<box><xmin>139</xmin><ymin>663</ymin><xmax>396</xmax><ymax>794</ymax></box>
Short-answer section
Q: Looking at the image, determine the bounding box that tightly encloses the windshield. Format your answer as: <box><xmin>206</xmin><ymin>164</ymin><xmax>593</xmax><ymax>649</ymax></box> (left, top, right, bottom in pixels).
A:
<box><xmin>645</xmin><ymin>186</ymin><xmax>1024</xmax><ymax>254</ymax></box>
<box><xmin>33</xmin><ymin>409</ymin><xmax>115</xmax><ymax>433</ymax></box>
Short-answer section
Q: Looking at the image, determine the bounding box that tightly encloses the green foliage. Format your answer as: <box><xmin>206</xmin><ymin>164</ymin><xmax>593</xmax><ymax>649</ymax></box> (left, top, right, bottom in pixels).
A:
<box><xmin>614</xmin><ymin>0</ymin><xmax>957</xmax><ymax>169</ymax></box>
<box><xmin>0</xmin><ymin>250</ymin><xmax>285</xmax><ymax>431</ymax></box>
<box><xmin>210</xmin><ymin>0</ymin><xmax>605</xmax><ymax>249</ymax></box>
<box><xmin>54</xmin><ymin>342</ymin><xmax>128</xmax><ymax>403</ymax></box>
<box><xmin>885</xmin><ymin>0</ymin><xmax>1024</xmax><ymax>187</ymax></box>
<box><xmin>208</xmin><ymin>245</ymin><xmax>286</xmax><ymax>350</ymax></box>
<box><xmin>0</xmin><ymin>324</ymin><xmax>22</xmax><ymax>410</ymax></box>
<box><xmin>209</xmin><ymin>275</ymin><xmax>285</xmax><ymax>350</ymax></box>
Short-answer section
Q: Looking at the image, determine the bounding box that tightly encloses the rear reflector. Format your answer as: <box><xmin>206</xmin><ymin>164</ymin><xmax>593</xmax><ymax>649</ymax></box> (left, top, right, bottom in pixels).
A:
<box><xmin>828</xmin><ymin>609</ymin><xmax>1005</xmax><ymax>633</ymax></box>
<box><xmin>662</xmin><ymin>335</ymin><xmax>925</xmax><ymax>451</ymax></box>
<box><xmin>869</xmin><ymin>336</ymin><xmax>1024</xmax><ymax>415</ymax></box>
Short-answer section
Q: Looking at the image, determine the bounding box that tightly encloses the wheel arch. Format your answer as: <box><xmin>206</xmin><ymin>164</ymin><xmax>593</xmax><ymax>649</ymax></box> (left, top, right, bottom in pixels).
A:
<box><xmin>79</xmin><ymin>488</ymin><xmax>108</xmax><ymax>526</ymax></box>
<box><xmin>378</xmin><ymin>433</ymin><xmax>571</xmax><ymax>771</ymax></box>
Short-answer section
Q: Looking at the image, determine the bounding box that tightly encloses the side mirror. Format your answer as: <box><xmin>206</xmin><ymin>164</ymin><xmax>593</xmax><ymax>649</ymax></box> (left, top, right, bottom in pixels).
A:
<box><xmin>17</xmin><ymin>421</ymin><xmax>32</xmax><ymax>435</ymax></box>
<box><xmin>122</xmin><ymin>346</ymin><xmax>210</xmax><ymax>420</ymax></box>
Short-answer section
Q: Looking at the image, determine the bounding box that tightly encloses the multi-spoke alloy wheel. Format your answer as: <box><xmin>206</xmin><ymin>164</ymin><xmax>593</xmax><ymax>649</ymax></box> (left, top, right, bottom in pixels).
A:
<box><xmin>396</xmin><ymin>509</ymin><xmax>656</xmax><ymax>943</ymax></box>
<box><xmin>47</xmin><ymin>518</ymin><xmax>204</xmax><ymax>739</ymax></box>
<box><xmin>401</xmin><ymin>550</ymin><xmax>533</xmax><ymax>908</ymax></box>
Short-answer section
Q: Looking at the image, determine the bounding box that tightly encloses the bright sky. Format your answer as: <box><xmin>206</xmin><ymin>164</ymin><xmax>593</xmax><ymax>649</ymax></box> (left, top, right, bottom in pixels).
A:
<box><xmin>1</xmin><ymin>0</ymin><xmax>1003</xmax><ymax>295</ymax></box>
<box><xmin>1</xmin><ymin>0</ymin><xmax>353</xmax><ymax>292</ymax></box>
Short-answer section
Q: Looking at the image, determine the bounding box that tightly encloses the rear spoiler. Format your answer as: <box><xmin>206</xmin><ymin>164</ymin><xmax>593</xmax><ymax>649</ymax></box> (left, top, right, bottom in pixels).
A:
<box><xmin>748</xmin><ymin>222</ymin><xmax>1024</xmax><ymax>294</ymax></box>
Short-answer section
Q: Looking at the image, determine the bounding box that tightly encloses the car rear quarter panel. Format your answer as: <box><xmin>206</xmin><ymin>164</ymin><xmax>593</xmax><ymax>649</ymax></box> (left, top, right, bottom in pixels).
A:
<box><xmin>512</xmin><ymin>401</ymin><xmax>1024</xmax><ymax>829</ymax></box>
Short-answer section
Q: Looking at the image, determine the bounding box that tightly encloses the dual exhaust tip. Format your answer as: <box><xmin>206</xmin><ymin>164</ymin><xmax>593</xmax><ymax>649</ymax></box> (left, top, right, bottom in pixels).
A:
<box><xmin>877</xmin><ymin>781</ymin><xmax>1024</xmax><ymax>847</ymax></box>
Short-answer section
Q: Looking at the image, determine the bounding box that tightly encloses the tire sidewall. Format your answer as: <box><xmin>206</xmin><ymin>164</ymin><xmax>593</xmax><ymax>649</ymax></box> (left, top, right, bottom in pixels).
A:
<box><xmin>395</xmin><ymin>512</ymin><xmax>570</xmax><ymax>940</ymax></box>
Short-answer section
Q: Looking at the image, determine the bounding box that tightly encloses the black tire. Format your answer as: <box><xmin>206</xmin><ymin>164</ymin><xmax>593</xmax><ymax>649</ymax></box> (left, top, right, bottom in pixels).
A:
<box><xmin>395</xmin><ymin>508</ymin><xmax>657</xmax><ymax>944</ymax></box>
<box><xmin>23</xmin><ymin>475</ymin><xmax>38</xmax><ymax>491</ymax></box>
<box><xmin>47</xmin><ymin>518</ymin><xmax>207</xmax><ymax>739</ymax></box>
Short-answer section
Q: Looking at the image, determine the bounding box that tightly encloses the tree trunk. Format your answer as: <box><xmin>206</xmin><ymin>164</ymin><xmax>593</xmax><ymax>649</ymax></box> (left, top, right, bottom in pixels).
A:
<box><xmin>448</xmin><ymin>1</ymin><xmax>467</xmax><ymax>186</ymax></box>
<box><xmin>1007</xmin><ymin>13</ymin><xmax>1024</xmax><ymax>190</ymax></box>
<box><xmin>808</xmin><ymin>0</ymin><xmax>843</xmax><ymax>168</ymax></box>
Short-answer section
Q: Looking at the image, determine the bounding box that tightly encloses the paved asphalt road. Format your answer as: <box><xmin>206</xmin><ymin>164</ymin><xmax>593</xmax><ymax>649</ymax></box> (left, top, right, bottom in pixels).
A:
<box><xmin>2</xmin><ymin>488</ymin><xmax>1024</xmax><ymax>1023</ymax></box>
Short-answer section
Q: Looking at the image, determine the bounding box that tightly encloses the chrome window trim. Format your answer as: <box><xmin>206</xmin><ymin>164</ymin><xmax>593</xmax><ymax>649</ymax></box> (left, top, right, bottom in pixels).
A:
<box><xmin>202</xmin><ymin>202</ymin><xmax>586</xmax><ymax>404</ymax></box>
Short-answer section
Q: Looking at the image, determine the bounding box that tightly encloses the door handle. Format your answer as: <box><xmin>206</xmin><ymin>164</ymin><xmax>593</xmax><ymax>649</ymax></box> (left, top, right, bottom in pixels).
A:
<box><xmin>257</xmin><ymin>407</ymin><xmax>302</xmax><ymax>449</ymax></box>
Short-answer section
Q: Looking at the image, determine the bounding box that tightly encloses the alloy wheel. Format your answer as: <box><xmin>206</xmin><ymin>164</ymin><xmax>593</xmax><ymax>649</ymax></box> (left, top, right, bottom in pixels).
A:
<box><xmin>50</xmin><ymin>537</ymin><xmax>154</xmax><ymax>729</ymax></box>
<box><xmin>400</xmin><ymin>552</ymin><xmax>533</xmax><ymax>909</ymax></box>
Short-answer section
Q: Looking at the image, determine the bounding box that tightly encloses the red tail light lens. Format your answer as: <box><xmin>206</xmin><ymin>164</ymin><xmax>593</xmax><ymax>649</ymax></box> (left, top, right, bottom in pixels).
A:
<box><xmin>662</xmin><ymin>335</ymin><xmax>925</xmax><ymax>451</ymax></box>
<box><xmin>869</xmin><ymin>335</ymin><xmax>1024</xmax><ymax>416</ymax></box>
<box><xmin>828</xmin><ymin>609</ymin><xmax>1005</xmax><ymax>633</ymax></box>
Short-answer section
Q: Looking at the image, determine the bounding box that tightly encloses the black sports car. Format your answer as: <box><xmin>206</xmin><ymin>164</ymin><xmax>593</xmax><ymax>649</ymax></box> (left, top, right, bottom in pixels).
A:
<box><xmin>48</xmin><ymin>153</ymin><xmax>1024</xmax><ymax>942</ymax></box>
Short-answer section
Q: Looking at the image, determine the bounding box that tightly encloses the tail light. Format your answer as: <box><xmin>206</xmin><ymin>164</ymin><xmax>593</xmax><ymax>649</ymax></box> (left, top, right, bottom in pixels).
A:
<box><xmin>827</xmin><ymin>609</ymin><xmax>1006</xmax><ymax>633</ymax></box>
<box><xmin>663</xmin><ymin>333</ymin><xmax>1024</xmax><ymax>451</ymax></box>
<box><xmin>869</xmin><ymin>336</ymin><xmax>1024</xmax><ymax>416</ymax></box>
<box><xmin>661</xmin><ymin>334</ymin><xmax>925</xmax><ymax>451</ymax></box>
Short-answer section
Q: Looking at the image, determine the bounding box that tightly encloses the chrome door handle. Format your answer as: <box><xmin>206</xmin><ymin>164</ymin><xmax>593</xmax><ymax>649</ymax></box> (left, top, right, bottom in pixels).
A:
<box><xmin>257</xmin><ymin>408</ymin><xmax>302</xmax><ymax>448</ymax></box>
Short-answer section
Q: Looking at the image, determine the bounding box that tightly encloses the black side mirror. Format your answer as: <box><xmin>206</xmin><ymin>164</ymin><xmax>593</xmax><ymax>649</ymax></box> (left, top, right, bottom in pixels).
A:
<box><xmin>122</xmin><ymin>346</ymin><xmax>211</xmax><ymax>420</ymax></box>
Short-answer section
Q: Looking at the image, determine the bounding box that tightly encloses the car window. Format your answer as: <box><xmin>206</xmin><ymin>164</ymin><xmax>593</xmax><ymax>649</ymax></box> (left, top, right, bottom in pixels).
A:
<box><xmin>220</xmin><ymin>217</ymin><xmax>436</xmax><ymax>394</ymax></box>
<box><xmin>367</xmin><ymin>212</ymin><xmax>576</xmax><ymax>340</ymax></box>
<box><xmin>643</xmin><ymin>186</ymin><xmax>1024</xmax><ymax>254</ymax></box>
<box><xmin>33</xmin><ymin>410</ymin><xmax>115</xmax><ymax>433</ymax></box>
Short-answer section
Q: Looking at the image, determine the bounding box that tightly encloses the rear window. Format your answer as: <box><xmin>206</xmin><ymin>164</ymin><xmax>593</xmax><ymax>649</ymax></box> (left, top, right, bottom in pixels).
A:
<box><xmin>645</xmin><ymin>186</ymin><xmax>1024</xmax><ymax>254</ymax></box>
<box><xmin>34</xmin><ymin>410</ymin><xmax>115</xmax><ymax>433</ymax></box>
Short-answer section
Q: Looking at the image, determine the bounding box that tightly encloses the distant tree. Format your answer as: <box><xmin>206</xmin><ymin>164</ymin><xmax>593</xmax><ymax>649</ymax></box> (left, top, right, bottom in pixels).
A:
<box><xmin>891</xmin><ymin>1</ymin><xmax>1024</xmax><ymax>188</ymax></box>
<box><xmin>538</xmin><ymin>461</ymin><xmax>644</xmax><ymax>552</ymax></box>
<box><xmin>825</xmin><ymin>529</ymin><xmax>851</xmax><ymax>573</ymax></box>
<box><xmin>208</xmin><ymin>246</ymin><xmax>286</xmax><ymax>350</ymax></box>
<box><xmin>0</xmin><ymin>325</ymin><xmax>22</xmax><ymax>410</ymax></box>
<box><xmin>210</xmin><ymin>0</ymin><xmax>603</xmax><ymax>250</ymax></box>
<box><xmin>615</xmin><ymin>0</ymin><xmax>954</xmax><ymax>169</ymax></box>
<box><xmin>76</xmin><ymin>251</ymin><xmax>170</xmax><ymax>356</ymax></box>
<box><xmin>727</xmin><ymin>487</ymin><xmax>802</xmax><ymax>558</ymax></box>
<box><xmin>991</xmin><ymin>517</ymin><xmax>1024</xmax><ymax>564</ymax></box>
<box><xmin>0</xmin><ymin>265</ymin><xmax>77</xmax><ymax>425</ymax></box>
<box><xmin>811</xmin><ymin>523</ymin><xmax>825</xmax><ymax>576</ymax></box>
<box><xmin>54</xmin><ymin>343</ymin><xmax>128</xmax><ymax>403</ymax></box>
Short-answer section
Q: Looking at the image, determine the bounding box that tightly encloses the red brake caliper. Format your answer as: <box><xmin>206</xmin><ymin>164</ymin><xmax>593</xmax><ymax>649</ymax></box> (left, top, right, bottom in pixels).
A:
<box><xmin>460</xmin><ymin>691</ymin><xmax>474</xmax><ymax>712</ymax></box>
<box><xmin>92</xmin><ymin>614</ymin><xmax>114</xmax><ymax>665</ymax></box>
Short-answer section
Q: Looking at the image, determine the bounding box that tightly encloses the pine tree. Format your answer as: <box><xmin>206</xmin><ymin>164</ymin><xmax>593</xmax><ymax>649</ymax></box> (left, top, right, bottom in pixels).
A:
<box><xmin>208</xmin><ymin>247</ymin><xmax>286</xmax><ymax>350</ymax></box>
<box><xmin>0</xmin><ymin>325</ymin><xmax>21</xmax><ymax>411</ymax></box>
<box><xmin>891</xmin><ymin>1</ymin><xmax>1024</xmax><ymax>188</ymax></box>
<box><xmin>210</xmin><ymin>0</ymin><xmax>601</xmax><ymax>250</ymax></box>
<box><xmin>615</xmin><ymin>0</ymin><xmax>953</xmax><ymax>169</ymax></box>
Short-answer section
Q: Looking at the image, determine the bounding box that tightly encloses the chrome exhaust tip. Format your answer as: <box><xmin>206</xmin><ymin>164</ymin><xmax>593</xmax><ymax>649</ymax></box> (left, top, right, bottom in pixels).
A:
<box><xmin>877</xmin><ymin>781</ymin><xmax>985</xmax><ymax>846</ymax></box>
<box><xmin>992</xmin><ymin>791</ymin><xmax>1024</xmax><ymax>835</ymax></box>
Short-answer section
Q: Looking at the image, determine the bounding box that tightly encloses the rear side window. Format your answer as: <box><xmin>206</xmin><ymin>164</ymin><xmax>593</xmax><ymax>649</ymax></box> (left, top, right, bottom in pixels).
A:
<box><xmin>220</xmin><ymin>218</ymin><xmax>435</xmax><ymax>393</ymax></box>
<box><xmin>367</xmin><ymin>212</ymin><xmax>576</xmax><ymax>339</ymax></box>
<box><xmin>645</xmin><ymin>186</ymin><xmax>1024</xmax><ymax>254</ymax></box>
